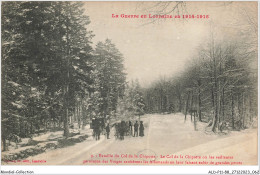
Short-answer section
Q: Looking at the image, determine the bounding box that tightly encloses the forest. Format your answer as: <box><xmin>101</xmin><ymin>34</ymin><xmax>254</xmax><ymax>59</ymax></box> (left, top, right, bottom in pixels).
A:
<box><xmin>1</xmin><ymin>1</ymin><xmax>258</xmax><ymax>153</ymax></box>
<box><xmin>1</xmin><ymin>1</ymin><xmax>145</xmax><ymax>151</ymax></box>
<box><xmin>143</xmin><ymin>29</ymin><xmax>258</xmax><ymax>132</ymax></box>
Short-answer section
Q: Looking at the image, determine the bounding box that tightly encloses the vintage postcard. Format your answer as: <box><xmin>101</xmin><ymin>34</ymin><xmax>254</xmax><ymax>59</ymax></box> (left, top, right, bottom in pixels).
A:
<box><xmin>1</xmin><ymin>1</ymin><xmax>259</xmax><ymax>173</ymax></box>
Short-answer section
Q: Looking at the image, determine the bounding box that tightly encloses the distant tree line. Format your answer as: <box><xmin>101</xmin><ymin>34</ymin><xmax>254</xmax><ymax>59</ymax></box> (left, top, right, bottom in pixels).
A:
<box><xmin>142</xmin><ymin>2</ymin><xmax>257</xmax><ymax>133</ymax></box>
<box><xmin>143</xmin><ymin>32</ymin><xmax>257</xmax><ymax>132</ymax></box>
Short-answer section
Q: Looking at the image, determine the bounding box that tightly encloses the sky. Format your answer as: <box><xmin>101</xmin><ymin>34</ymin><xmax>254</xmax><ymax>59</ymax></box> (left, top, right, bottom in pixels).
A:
<box><xmin>83</xmin><ymin>2</ymin><xmax>257</xmax><ymax>87</ymax></box>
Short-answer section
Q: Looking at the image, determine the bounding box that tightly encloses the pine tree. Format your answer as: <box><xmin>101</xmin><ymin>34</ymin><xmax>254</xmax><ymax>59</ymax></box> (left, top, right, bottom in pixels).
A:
<box><xmin>1</xmin><ymin>1</ymin><xmax>94</xmax><ymax>144</ymax></box>
<box><xmin>94</xmin><ymin>39</ymin><xmax>126</xmax><ymax>119</ymax></box>
<box><xmin>133</xmin><ymin>80</ymin><xmax>145</xmax><ymax>121</ymax></box>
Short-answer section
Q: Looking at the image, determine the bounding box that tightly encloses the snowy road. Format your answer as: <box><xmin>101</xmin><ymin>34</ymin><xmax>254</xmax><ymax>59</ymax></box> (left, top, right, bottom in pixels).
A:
<box><xmin>14</xmin><ymin>113</ymin><xmax>258</xmax><ymax>165</ymax></box>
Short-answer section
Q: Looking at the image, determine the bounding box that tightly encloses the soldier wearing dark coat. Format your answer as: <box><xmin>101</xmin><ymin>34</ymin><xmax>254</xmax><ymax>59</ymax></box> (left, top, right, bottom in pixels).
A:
<box><xmin>105</xmin><ymin>124</ymin><xmax>110</xmax><ymax>139</ymax></box>
<box><xmin>94</xmin><ymin>124</ymin><xmax>101</xmax><ymax>140</ymax></box>
<box><xmin>139</xmin><ymin>121</ymin><xmax>144</xmax><ymax>137</ymax></box>
<box><xmin>119</xmin><ymin>121</ymin><xmax>125</xmax><ymax>140</ymax></box>
<box><xmin>114</xmin><ymin>123</ymin><xmax>119</xmax><ymax>139</ymax></box>
<box><xmin>95</xmin><ymin>121</ymin><xmax>102</xmax><ymax>140</ymax></box>
<box><xmin>134</xmin><ymin>121</ymin><xmax>139</xmax><ymax>137</ymax></box>
<box><xmin>129</xmin><ymin>121</ymin><xmax>132</xmax><ymax>136</ymax></box>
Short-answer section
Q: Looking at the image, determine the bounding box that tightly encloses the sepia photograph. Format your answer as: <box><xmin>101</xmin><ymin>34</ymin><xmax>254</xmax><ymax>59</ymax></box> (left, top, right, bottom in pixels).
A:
<box><xmin>1</xmin><ymin>1</ymin><xmax>258</xmax><ymax>172</ymax></box>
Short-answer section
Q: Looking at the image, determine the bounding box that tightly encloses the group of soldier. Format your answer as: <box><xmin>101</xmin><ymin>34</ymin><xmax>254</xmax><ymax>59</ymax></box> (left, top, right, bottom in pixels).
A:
<box><xmin>129</xmin><ymin>120</ymin><xmax>145</xmax><ymax>138</ymax></box>
<box><xmin>92</xmin><ymin>118</ymin><xmax>105</xmax><ymax>141</ymax></box>
<box><xmin>92</xmin><ymin>119</ymin><xmax>145</xmax><ymax>141</ymax></box>
<box><xmin>111</xmin><ymin>120</ymin><xmax>145</xmax><ymax>140</ymax></box>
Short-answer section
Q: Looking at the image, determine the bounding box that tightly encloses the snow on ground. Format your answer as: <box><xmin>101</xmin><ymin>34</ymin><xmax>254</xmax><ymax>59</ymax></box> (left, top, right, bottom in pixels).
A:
<box><xmin>33</xmin><ymin>131</ymin><xmax>64</xmax><ymax>142</ymax></box>
<box><xmin>2</xmin><ymin>113</ymin><xmax>258</xmax><ymax>165</ymax></box>
<box><xmin>2</xmin><ymin>124</ymin><xmax>93</xmax><ymax>161</ymax></box>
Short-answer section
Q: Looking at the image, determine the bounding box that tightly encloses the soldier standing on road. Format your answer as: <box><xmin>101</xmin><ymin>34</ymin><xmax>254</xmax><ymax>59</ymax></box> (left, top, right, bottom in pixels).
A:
<box><xmin>139</xmin><ymin>121</ymin><xmax>144</xmax><ymax>137</ymax></box>
<box><xmin>94</xmin><ymin>123</ymin><xmax>99</xmax><ymax>140</ymax></box>
<box><xmin>105</xmin><ymin>124</ymin><xmax>110</xmax><ymax>139</ymax></box>
<box><xmin>114</xmin><ymin>123</ymin><xmax>119</xmax><ymax>139</ymax></box>
<box><xmin>96</xmin><ymin>121</ymin><xmax>102</xmax><ymax>140</ymax></box>
<box><xmin>119</xmin><ymin>121</ymin><xmax>125</xmax><ymax>140</ymax></box>
<box><xmin>129</xmin><ymin>121</ymin><xmax>132</xmax><ymax>136</ymax></box>
<box><xmin>134</xmin><ymin>121</ymin><xmax>139</xmax><ymax>137</ymax></box>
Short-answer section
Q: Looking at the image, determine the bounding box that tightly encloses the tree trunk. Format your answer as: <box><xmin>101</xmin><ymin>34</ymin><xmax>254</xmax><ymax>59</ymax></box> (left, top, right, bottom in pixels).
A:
<box><xmin>237</xmin><ymin>94</ymin><xmax>241</xmax><ymax>130</ymax></box>
<box><xmin>184</xmin><ymin>92</ymin><xmax>190</xmax><ymax>121</ymax></box>
<box><xmin>78</xmin><ymin>101</ymin><xmax>81</xmax><ymax>129</ymax></box>
<box><xmin>193</xmin><ymin>111</ymin><xmax>197</xmax><ymax>131</ymax></box>
<box><xmin>211</xmin><ymin>83</ymin><xmax>215</xmax><ymax>108</ymax></box>
<box><xmin>2</xmin><ymin>131</ymin><xmax>8</xmax><ymax>151</ymax></box>
<box><xmin>212</xmin><ymin>41</ymin><xmax>219</xmax><ymax>133</ymax></box>
<box><xmin>249</xmin><ymin>99</ymin><xmax>252</xmax><ymax>122</ymax></box>
<box><xmin>190</xmin><ymin>91</ymin><xmax>193</xmax><ymax>122</ymax></box>
<box><xmin>63</xmin><ymin>86</ymin><xmax>70</xmax><ymax>137</ymax></box>
<box><xmin>82</xmin><ymin>101</ymin><xmax>87</xmax><ymax>129</ymax></box>
<box><xmin>217</xmin><ymin>81</ymin><xmax>221</xmax><ymax>131</ymax></box>
<box><xmin>63</xmin><ymin>5</ymin><xmax>71</xmax><ymax>138</ymax></box>
<box><xmin>198</xmin><ymin>81</ymin><xmax>202</xmax><ymax>122</ymax></box>
<box><xmin>64</xmin><ymin>107</ymin><xmax>70</xmax><ymax>138</ymax></box>
<box><xmin>242</xmin><ymin>92</ymin><xmax>245</xmax><ymax>128</ymax></box>
<box><xmin>178</xmin><ymin>94</ymin><xmax>182</xmax><ymax>112</ymax></box>
<box><xmin>212</xmin><ymin>92</ymin><xmax>219</xmax><ymax>132</ymax></box>
<box><xmin>222</xmin><ymin>87</ymin><xmax>225</xmax><ymax>121</ymax></box>
<box><xmin>231</xmin><ymin>89</ymin><xmax>235</xmax><ymax>130</ymax></box>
